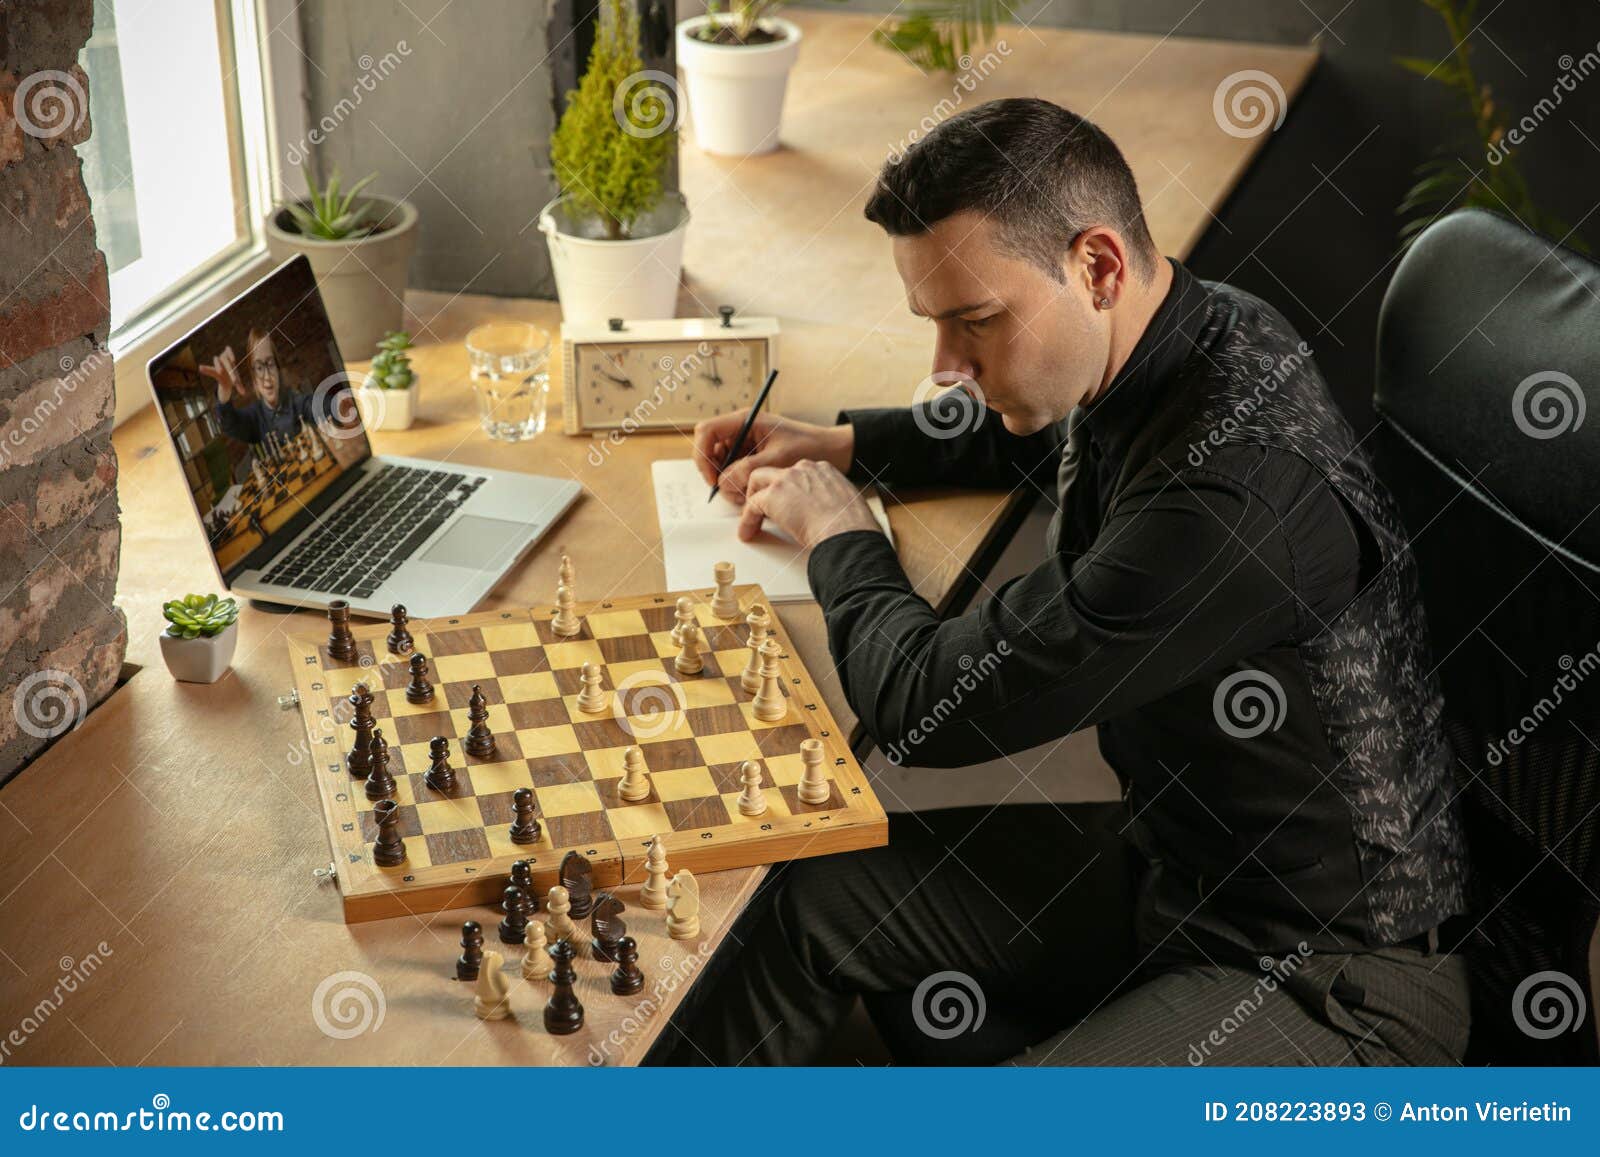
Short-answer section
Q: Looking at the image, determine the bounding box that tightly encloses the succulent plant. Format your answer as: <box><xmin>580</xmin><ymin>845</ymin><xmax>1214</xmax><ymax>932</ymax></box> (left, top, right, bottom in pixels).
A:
<box><xmin>162</xmin><ymin>594</ymin><xmax>240</xmax><ymax>640</ymax></box>
<box><xmin>370</xmin><ymin>331</ymin><xmax>415</xmax><ymax>390</ymax></box>
<box><xmin>281</xmin><ymin>166</ymin><xmax>380</xmax><ymax>241</ymax></box>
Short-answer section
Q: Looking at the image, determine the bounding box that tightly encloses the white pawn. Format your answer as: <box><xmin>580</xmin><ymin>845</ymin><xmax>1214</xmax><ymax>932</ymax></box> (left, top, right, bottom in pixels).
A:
<box><xmin>639</xmin><ymin>834</ymin><xmax>670</xmax><ymax>910</ymax></box>
<box><xmin>740</xmin><ymin>605</ymin><xmax>770</xmax><ymax>695</ymax></box>
<box><xmin>558</xmin><ymin>550</ymin><xmax>574</xmax><ymax>589</ymax></box>
<box><xmin>798</xmin><ymin>737</ymin><xmax>829</xmax><ymax>805</ymax></box>
<box><xmin>552</xmin><ymin>580</ymin><xmax>581</xmax><ymax>637</ymax></box>
<box><xmin>710</xmin><ymin>561</ymin><xmax>740</xmax><ymax>619</ymax></box>
<box><xmin>545</xmin><ymin>885</ymin><xmax>575</xmax><ymax>941</ymax></box>
<box><xmin>675</xmin><ymin>621</ymin><xmax>705</xmax><ymax>675</ymax></box>
<box><xmin>752</xmin><ymin>638</ymin><xmax>786</xmax><ymax>722</ymax></box>
<box><xmin>737</xmin><ymin>759</ymin><xmax>767</xmax><ymax>816</ymax></box>
<box><xmin>520</xmin><ymin>920</ymin><xmax>550</xmax><ymax>978</ymax></box>
<box><xmin>666</xmin><ymin>869</ymin><xmax>700</xmax><ymax>940</ymax></box>
<box><xmin>669</xmin><ymin>596</ymin><xmax>696</xmax><ymax>646</ymax></box>
<box><xmin>618</xmin><ymin>745</ymin><xmax>651</xmax><ymax>802</ymax></box>
<box><xmin>473</xmin><ymin>950</ymin><xmax>511</xmax><ymax>1020</ymax></box>
<box><xmin>577</xmin><ymin>661</ymin><xmax>609</xmax><ymax>713</ymax></box>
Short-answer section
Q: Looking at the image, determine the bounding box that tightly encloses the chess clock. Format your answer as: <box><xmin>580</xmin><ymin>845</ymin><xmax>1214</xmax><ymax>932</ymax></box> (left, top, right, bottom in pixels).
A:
<box><xmin>560</xmin><ymin>307</ymin><xmax>779</xmax><ymax>435</ymax></box>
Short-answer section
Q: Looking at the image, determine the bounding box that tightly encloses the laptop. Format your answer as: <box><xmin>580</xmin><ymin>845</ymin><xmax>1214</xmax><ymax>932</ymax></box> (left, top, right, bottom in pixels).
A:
<box><xmin>147</xmin><ymin>255</ymin><xmax>580</xmax><ymax>619</ymax></box>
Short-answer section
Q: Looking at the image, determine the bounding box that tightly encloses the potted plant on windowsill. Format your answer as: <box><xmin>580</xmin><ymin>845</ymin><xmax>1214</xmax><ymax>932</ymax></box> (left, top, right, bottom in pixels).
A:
<box><xmin>542</xmin><ymin>0</ymin><xmax>685</xmax><ymax>323</ymax></box>
<box><xmin>677</xmin><ymin>1</ymin><xmax>807</xmax><ymax>157</ymax></box>
<box><xmin>159</xmin><ymin>594</ymin><xmax>240</xmax><ymax>684</ymax></box>
<box><xmin>266</xmin><ymin>168</ymin><xmax>418</xmax><ymax>355</ymax></box>
<box><xmin>354</xmin><ymin>330</ymin><xmax>419</xmax><ymax>431</ymax></box>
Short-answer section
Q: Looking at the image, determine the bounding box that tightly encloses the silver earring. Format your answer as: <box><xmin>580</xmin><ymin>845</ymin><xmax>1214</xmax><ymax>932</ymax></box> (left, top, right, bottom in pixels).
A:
<box><xmin>1097</xmin><ymin>297</ymin><xmax>1112</xmax><ymax>310</ymax></box>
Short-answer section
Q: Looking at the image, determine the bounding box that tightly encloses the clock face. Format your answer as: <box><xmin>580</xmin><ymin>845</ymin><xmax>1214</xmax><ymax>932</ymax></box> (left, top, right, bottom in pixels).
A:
<box><xmin>574</xmin><ymin>338</ymin><xmax>768</xmax><ymax>428</ymax></box>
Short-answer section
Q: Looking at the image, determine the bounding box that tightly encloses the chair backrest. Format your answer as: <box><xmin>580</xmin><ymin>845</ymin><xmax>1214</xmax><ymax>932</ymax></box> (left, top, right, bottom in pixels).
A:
<box><xmin>1374</xmin><ymin>208</ymin><xmax>1600</xmax><ymax>1064</ymax></box>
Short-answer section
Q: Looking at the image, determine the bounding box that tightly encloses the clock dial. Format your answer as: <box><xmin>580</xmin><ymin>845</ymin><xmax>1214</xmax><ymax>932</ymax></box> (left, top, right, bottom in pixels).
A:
<box><xmin>575</xmin><ymin>338</ymin><xmax>768</xmax><ymax>427</ymax></box>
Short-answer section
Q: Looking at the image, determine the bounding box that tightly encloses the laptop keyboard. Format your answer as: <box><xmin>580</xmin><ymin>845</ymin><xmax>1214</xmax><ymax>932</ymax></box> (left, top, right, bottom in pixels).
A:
<box><xmin>261</xmin><ymin>464</ymin><xmax>487</xmax><ymax>599</ymax></box>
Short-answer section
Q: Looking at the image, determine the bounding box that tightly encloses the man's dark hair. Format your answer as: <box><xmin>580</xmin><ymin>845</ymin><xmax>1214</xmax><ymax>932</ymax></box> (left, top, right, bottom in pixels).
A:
<box><xmin>864</xmin><ymin>98</ymin><xmax>1159</xmax><ymax>283</ymax></box>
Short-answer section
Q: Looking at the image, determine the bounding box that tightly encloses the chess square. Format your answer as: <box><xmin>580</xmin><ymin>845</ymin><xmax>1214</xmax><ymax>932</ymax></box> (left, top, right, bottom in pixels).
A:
<box><xmin>756</xmin><ymin>723</ymin><xmax>813</xmax><ymax>754</ymax></box>
<box><xmin>720</xmin><ymin>790</ymin><xmax>793</xmax><ymax>825</ymax></box>
<box><xmin>468</xmin><ymin>760</ymin><xmax>536</xmax><ymax>796</ymax></box>
<box><xmin>433</xmin><ymin>652</ymin><xmax>496</xmax><ymax>685</ymax></box>
<box><xmin>595</xmin><ymin>773</ymin><xmax>660</xmax><ymax>809</ymax></box>
<box><xmin>663</xmin><ymin>796</ymin><xmax>730</xmax><ymax>832</ymax></box>
<box><xmin>685</xmin><ymin>704</ymin><xmax>746</xmax><ymax>735</ymax></box>
<box><xmin>515</xmin><ymin>723</ymin><xmax>582</xmax><ymax>758</ymax></box>
<box><xmin>426</xmin><ymin>828</ymin><xmax>492</xmax><ymax>866</ymax></box>
<box><xmin>462</xmin><ymin>725</ymin><xmax>522</xmax><ymax>765</ymax></box>
<box><xmin>586</xmin><ymin>610</ymin><xmax>649</xmax><ymax>638</ymax></box>
<box><xmin>598</xmin><ymin>634</ymin><xmax>657</xmax><ymax>663</ymax></box>
<box><xmin>413</xmin><ymin>795</ymin><xmax>485</xmax><ymax>833</ymax></box>
<box><xmin>608</xmin><ymin>801</ymin><xmax>671</xmax><ymax>841</ymax></box>
<box><xmin>702</xmin><ymin>624</ymin><xmax>747</xmax><ymax>651</ymax></box>
<box><xmin>536</xmin><ymin>616</ymin><xmax>592</xmax><ymax>644</ymax></box>
<box><xmin>659</xmin><ymin>652</ymin><xmax>727</xmax><ymax>680</ymax></box>
<box><xmin>442</xmin><ymin>679</ymin><xmax>503</xmax><ymax>709</ymax></box>
<box><xmin>763</xmin><ymin>752</ymin><xmax>807</xmax><ymax>786</ymax></box>
<box><xmin>650</xmin><ymin>766</ymin><xmax>717</xmax><ymax>802</ymax></box>
<box><xmin>507</xmin><ymin>697</ymin><xmax>571</xmax><ymax>729</ymax></box>
<box><xmin>571</xmin><ymin>715</ymin><xmax>638</xmax><ymax>750</ymax></box>
<box><xmin>606</xmin><ymin>658</ymin><xmax>671</xmax><ymax>685</ymax></box>
<box><xmin>536</xmin><ymin>780</ymin><xmax>605</xmax><ymax>817</ymax></box>
<box><xmin>639</xmin><ymin>604</ymin><xmax>678</xmax><ymax>632</ymax></box>
<box><xmin>707</xmin><ymin>759</ymin><xmax>775</xmax><ymax>793</ymax></box>
<box><xmin>424</xmin><ymin>627</ymin><xmax>486</xmax><ymax>656</ymax></box>
<box><xmin>359</xmin><ymin>802</ymin><xmax>421</xmax><ymax>840</ymax></box>
<box><xmin>551</xmin><ymin>664</ymin><xmax>614</xmax><ymax>696</ymax></box>
<box><xmin>780</xmin><ymin>781</ymin><xmax>845</xmax><ymax>812</ymax></box>
<box><xmin>484</xmin><ymin>823</ymin><xmax>552</xmax><ymax>860</ymax></box>
<box><xmin>499</xmin><ymin>671</ymin><xmax>559</xmax><ymax>701</ymax></box>
<box><xmin>390</xmin><ymin>709</ymin><xmax>455</xmax><ymax>746</ymax></box>
<box><xmin>476</xmin><ymin>789</ymin><xmax>528</xmax><ymax>826</ymax></box>
<box><xmin>405</xmin><ymin>767</ymin><xmax>477</xmax><ymax>800</ymax></box>
<box><xmin>544</xmin><ymin>811</ymin><xmax>614</xmax><ymax>850</ymax></box>
<box><xmin>696</xmin><ymin>730</ymin><xmax>765</xmax><ymax>765</ymax></box>
<box><xmin>636</xmin><ymin>737</ymin><xmax>704</xmax><ymax>771</ymax></box>
<box><xmin>679</xmin><ymin>679</ymin><xmax>737</xmax><ymax>709</ymax></box>
<box><xmin>526</xmin><ymin>753</ymin><xmax>592</xmax><ymax>788</ymax></box>
<box><xmin>480</xmin><ymin>621</ymin><xmax>543</xmax><ymax>651</ymax></box>
<box><xmin>491</xmin><ymin>646</ymin><xmax>551</xmax><ymax>677</ymax></box>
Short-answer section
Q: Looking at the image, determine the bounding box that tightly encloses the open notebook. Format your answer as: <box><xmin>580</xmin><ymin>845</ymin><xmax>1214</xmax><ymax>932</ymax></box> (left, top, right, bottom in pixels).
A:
<box><xmin>652</xmin><ymin>458</ymin><xmax>894</xmax><ymax>603</ymax></box>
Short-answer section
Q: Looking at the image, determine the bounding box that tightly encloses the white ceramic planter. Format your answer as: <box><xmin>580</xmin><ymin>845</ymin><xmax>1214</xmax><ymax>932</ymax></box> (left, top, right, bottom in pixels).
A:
<box><xmin>159</xmin><ymin>622</ymin><xmax>238</xmax><ymax>684</ymax></box>
<box><xmin>266</xmin><ymin>196</ymin><xmax>418</xmax><ymax>355</ymax></box>
<box><xmin>353</xmin><ymin>382</ymin><xmax>418</xmax><ymax>431</ymax></box>
<box><xmin>677</xmin><ymin>15</ymin><xmax>802</xmax><ymax>157</ymax></box>
<box><xmin>539</xmin><ymin>192</ymin><xmax>689</xmax><ymax>324</ymax></box>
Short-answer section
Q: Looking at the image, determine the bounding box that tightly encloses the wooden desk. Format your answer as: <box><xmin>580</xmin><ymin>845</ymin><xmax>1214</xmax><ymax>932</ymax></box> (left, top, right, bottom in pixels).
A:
<box><xmin>0</xmin><ymin>14</ymin><xmax>1314</xmax><ymax>1065</ymax></box>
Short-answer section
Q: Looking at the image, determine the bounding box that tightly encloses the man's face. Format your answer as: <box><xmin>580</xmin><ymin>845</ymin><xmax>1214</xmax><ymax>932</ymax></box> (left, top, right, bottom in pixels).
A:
<box><xmin>893</xmin><ymin>211</ymin><xmax>1109</xmax><ymax>436</ymax></box>
<box><xmin>250</xmin><ymin>337</ymin><xmax>282</xmax><ymax>408</ymax></box>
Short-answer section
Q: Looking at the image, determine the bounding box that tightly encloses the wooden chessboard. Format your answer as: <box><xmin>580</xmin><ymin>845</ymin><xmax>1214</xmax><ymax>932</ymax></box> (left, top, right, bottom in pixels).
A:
<box><xmin>286</xmin><ymin>584</ymin><xmax>888</xmax><ymax>922</ymax></box>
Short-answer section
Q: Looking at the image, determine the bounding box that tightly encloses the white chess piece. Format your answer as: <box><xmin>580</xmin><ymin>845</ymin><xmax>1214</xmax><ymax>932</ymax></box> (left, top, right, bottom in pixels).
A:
<box><xmin>752</xmin><ymin>638</ymin><xmax>786</xmax><ymax>721</ymax></box>
<box><xmin>545</xmin><ymin>885</ymin><xmax>575</xmax><ymax>941</ymax></box>
<box><xmin>710</xmin><ymin>561</ymin><xmax>740</xmax><ymax>619</ymax></box>
<box><xmin>798</xmin><ymin>737</ymin><xmax>830</xmax><ymax>805</ymax></box>
<box><xmin>520</xmin><ymin>921</ymin><xmax>549</xmax><ymax>978</ymax></box>
<box><xmin>618</xmin><ymin>745</ymin><xmax>651</xmax><ymax>802</ymax></box>
<box><xmin>577</xmin><ymin>661</ymin><xmax>609</xmax><ymax>713</ymax></box>
<box><xmin>675</xmin><ymin>622</ymin><xmax>705</xmax><ymax>675</ymax></box>
<box><xmin>559</xmin><ymin>551</ymin><xmax>574</xmax><ymax>589</ymax></box>
<box><xmin>669</xmin><ymin>596</ymin><xmax>696</xmax><ymax>647</ymax></box>
<box><xmin>740</xmin><ymin>605</ymin><xmax>770</xmax><ymax>694</ymax></box>
<box><xmin>639</xmin><ymin>835</ymin><xmax>670</xmax><ymax>910</ymax></box>
<box><xmin>737</xmin><ymin>759</ymin><xmax>767</xmax><ymax>816</ymax></box>
<box><xmin>552</xmin><ymin>580</ymin><xmax>581</xmax><ymax>637</ymax></box>
<box><xmin>666</xmin><ymin>870</ymin><xmax>700</xmax><ymax>940</ymax></box>
<box><xmin>473</xmin><ymin>950</ymin><xmax>511</xmax><ymax>1020</ymax></box>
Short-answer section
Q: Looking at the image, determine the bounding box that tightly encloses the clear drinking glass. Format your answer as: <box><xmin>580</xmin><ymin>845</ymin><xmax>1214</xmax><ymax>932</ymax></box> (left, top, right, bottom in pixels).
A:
<box><xmin>466</xmin><ymin>322</ymin><xmax>551</xmax><ymax>442</ymax></box>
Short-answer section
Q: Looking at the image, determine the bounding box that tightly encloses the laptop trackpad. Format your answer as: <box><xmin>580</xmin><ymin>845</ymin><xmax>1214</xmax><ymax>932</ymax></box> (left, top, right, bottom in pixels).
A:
<box><xmin>419</xmin><ymin>515</ymin><xmax>529</xmax><ymax>570</ymax></box>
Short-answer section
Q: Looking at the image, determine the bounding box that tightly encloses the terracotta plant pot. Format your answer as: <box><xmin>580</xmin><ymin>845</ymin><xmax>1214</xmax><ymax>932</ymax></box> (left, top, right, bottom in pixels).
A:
<box><xmin>676</xmin><ymin>15</ymin><xmax>802</xmax><ymax>157</ymax></box>
<box><xmin>159</xmin><ymin>622</ymin><xmax>238</xmax><ymax>684</ymax></box>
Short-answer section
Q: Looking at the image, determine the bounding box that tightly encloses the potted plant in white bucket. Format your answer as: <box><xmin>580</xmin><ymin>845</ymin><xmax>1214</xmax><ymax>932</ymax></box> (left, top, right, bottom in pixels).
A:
<box><xmin>354</xmin><ymin>330</ymin><xmax>419</xmax><ymax>431</ymax></box>
<box><xmin>159</xmin><ymin>594</ymin><xmax>240</xmax><ymax>684</ymax></box>
<box><xmin>267</xmin><ymin>169</ymin><xmax>418</xmax><ymax>355</ymax></box>
<box><xmin>677</xmin><ymin>1</ymin><xmax>807</xmax><ymax>156</ymax></box>
<box><xmin>543</xmin><ymin>0</ymin><xmax>685</xmax><ymax>324</ymax></box>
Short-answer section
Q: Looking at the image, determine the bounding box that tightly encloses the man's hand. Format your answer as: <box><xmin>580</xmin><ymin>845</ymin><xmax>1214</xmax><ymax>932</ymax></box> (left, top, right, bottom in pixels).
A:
<box><xmin>693</xmin><ymin>409</ymin><xmax>854</xmax><ymax>503</ymax></box>
<box><xmin>738</xmin><ymin>459</ymin><xmax>882</xmax><ymax>548</ymax></box>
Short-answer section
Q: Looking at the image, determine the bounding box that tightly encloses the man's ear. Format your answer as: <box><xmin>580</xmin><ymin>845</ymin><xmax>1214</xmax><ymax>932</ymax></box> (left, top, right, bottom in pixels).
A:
<box><xmin>1073</xmin><ymin>227</ymin><xmax>1130</xmax><ymax>308</ymax></box>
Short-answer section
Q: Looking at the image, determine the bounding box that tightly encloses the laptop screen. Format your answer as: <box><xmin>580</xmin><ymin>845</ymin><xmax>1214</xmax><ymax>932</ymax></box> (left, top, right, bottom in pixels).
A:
<box><xmin>147</xmin><ymin>255</ymin><xmax>372</xmax><ymax>580</ymax></box>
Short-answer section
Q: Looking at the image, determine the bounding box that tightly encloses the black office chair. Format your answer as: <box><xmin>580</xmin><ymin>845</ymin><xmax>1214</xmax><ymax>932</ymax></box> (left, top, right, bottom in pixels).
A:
<box><xmin>1374</xmin><ymin>207</ymin><xmax>1600</xmax><ymax>1064</ymax></box>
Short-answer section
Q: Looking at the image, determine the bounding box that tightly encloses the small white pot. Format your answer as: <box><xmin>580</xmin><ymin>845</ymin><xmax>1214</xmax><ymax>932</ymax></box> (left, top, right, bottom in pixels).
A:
<box><xmin>159</xmin><ymin>622</ymin><xmax>238</xmax><ymax>684</ymax></box>
<box><xmin>353</xmin><ymin>382</ymin><xmax>418</xmax><ymax>431</ymax></box>
<box><xmin>676</xmin><ymin>15</ymin><xmax>802</xmax><ymax>157</ymax></box>
<box><xmin>539</xmin><ymin>192</ymin><xmax>689</xmax><ymax>324</ymax></box>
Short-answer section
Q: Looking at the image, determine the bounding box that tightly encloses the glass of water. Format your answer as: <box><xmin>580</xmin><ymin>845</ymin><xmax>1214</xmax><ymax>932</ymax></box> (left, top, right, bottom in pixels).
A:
<box><xmin>466</xmin><ymin>322</ymin><xmax>551</xmax><ymax>442</ymax></box>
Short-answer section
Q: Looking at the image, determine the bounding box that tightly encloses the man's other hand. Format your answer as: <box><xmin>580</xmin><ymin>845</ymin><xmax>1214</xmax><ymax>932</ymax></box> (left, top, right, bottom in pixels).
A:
<box><xmin>693</xmin><ymin>410</ymin><xmax>854</xmax><ymax>503</ymax></box>
<box><xmin>738</xmin><ymin>460</ymin><xmax>882</xmax><ymax>548</ymax></box>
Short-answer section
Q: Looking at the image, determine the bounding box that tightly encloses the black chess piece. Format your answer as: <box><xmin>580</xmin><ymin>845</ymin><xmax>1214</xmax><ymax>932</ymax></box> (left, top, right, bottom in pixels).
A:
<box><xmin>364</xmin><ymin>729</ymin><xmax>396</xmax><ymax>800</ymax></box>
<box><xmin>456</xmin><ymin>920</ymin><xmax>484</xmax><ymax>981</ymax></box>
<box><xmin>372</xmin><ymin>798</ymin><xmax>407</xmax><ymax>866</ymax></box>
<box><xmin>590</xmin><ymin>892</ymin><xmax>626</xmax><ymax>963</ymax></box>
<box><xmin>559</xmin><ymin>850</ymin><xmax>593</xmax><ymax>919</ymax></box>
<box><xmin>405</xmin><ymin>653</ymin><xmax>434</xmax><ymax>704</ymax></box>
<box><xmin>464</xmin><ymin>684</ymin><xmax>495</xmax><ymax>758</ymax></box>
<box><xmin>510</xmin><ymin>859</ymin><xmax>538</xmax><ymax>911</ymax></box>
<box><xmin>609</xmin><ymin>935</ymin><xmax>644</xmax><ymax>996</ymax></box>
<box><xmin>424</xmin><ymin>736</ymin><xmax>456</xmax><ymax>793</ymax></box>
<box><xmin>327</xmin><ymin>599</ymin><xmax>357</xmax><ymax>661</ymax></box>
<box><xmin>543</xmin><ymin>939</ymin><xmax>584</xmax><ymax>1036</ymax></box>
<box><xmin>346</xmin><ymin>681</ymin><xmax>375</xmax><ymax>778</ymax></box>
<box><xmin>387</xmin><ymin>603</ymin><xmax>414</xmax><ymax>654</ymax></box>
<box><xmin>498</xmin><ymin>883</ymin><xmax>530</xmax><ymax>944</ymax></box>
<box><xmin>509</xmin><ymin>787</ymin><xmax>541</xmax><ymax>845</ymax></box>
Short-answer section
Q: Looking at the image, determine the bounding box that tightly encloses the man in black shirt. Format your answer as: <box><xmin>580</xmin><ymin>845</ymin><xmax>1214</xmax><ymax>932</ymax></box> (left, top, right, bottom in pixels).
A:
<box><xmin>677</xmin><ymin>99</ymin><xmax>1470</xmax><ymax>1066</ymax></box>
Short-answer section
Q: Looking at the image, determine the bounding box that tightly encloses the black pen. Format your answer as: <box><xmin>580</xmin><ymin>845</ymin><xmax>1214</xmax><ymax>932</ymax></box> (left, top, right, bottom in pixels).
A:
<box><xmin>708</xmin><ymin>368</ymin><xmax>779</xmax><ymax>503</ymax></box>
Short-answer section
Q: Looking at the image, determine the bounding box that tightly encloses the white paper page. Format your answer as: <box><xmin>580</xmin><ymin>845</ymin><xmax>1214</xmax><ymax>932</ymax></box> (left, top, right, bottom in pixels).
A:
<box><xmin>652</xmin><ymin>459</ymin><xmax>892</xmax><ymax>602</ymax></box>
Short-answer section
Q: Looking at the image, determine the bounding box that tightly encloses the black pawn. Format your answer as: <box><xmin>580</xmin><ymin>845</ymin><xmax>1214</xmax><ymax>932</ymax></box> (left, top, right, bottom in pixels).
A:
<box><xmin>609</xmin><ymin>935</ymin><xmax>644</xmax><ymax>996</ymax></box>
<box><xmin>372</xmin><ymin>798</ymin><xmax>406</xmax><ymax>866</ymax></box>
<box><xmin>456</xmin><ymin>920</ymin><xmax>484</xmax><ymax>981</ymax></box>
<box><xmin>364</xmin><ymin>729</ymin><xmax>396</xmax><ymax>800</ymax></box>
<box><xmin>464</xmin><ymin>684</ymin><xmax>495</xmax><ymax>758</ymax></box>
<box><xmin>424</xmin><ymin>736</ymin><xmax>456</xmax><ymax>793</ymax></box>
<box><xmin>405</xmin><ymin>653</ymin><xmax>434</xmax><ymax>704</ymax></box>
<box><xmin>387</xmin><ymin>603</ymin><xmax>414</xmax><ymax>654</ymax></box>
<box><xmin>560</xmin><ymin>850</ymin><xmax>593</xmax><ymax>919</ymax></box>
<box><xmin>590</xmin><ymin>892</ymin><xmax>626</xmax><ymax>963</ymax></box>
<box><xmin>510</xmin><ymin>859</ymin><xmax>539</xmax><ymax>911</ymax></box>
<box><xmin>346</xmin><ymin>681</ymin><xmax>375</xmax><ymax>778</ymax></box>
<box><xmin>509</xmin><ymin>787</ymin><xmax>541</xmax><ymax>845</ymax></box>
<box><xmin>327</xmin><ymin>599</ymin><xmax>357</xmax><ymax>662</ymax></box>
<box><xmin>498</xmin><ymin>883</ymin><xmax>531</xmax><ymax>944</ymax></box>
<box><xmin>543</xmin><ymin>939</ymin><xmax>584</xmax><ymax>1036</ymax></box>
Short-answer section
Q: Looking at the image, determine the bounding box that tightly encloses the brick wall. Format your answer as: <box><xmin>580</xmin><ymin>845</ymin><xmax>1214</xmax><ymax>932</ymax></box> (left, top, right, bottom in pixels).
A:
<box><xmin>0</xmin><ymin>0</ymin><xmax>127</xmax><ymax>780</ymax></box>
